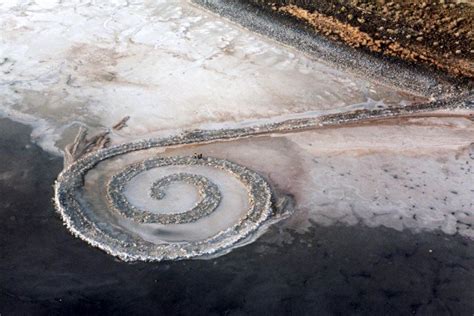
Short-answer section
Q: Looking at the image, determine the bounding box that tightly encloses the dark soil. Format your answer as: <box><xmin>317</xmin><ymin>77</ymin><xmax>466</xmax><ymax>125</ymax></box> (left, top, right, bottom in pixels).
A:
<box><xmin>245</xmin><ymin>0</ymin><xmax>474</xmax><ymax>79</ymax></box>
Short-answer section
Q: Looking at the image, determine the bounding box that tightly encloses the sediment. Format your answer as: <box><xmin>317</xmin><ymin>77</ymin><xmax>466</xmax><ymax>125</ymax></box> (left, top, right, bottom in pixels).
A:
<box><xmin>242</xmin><ymin>0</ymin><xmax>474</xmax><ymax>80</ymax></box>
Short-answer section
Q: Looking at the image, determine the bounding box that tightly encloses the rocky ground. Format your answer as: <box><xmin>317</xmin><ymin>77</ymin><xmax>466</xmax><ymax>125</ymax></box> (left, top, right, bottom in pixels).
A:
<box><xmin>245</xmin><ymin>0</ymin><xmax>473</xmax><ymax>80</ymax></box>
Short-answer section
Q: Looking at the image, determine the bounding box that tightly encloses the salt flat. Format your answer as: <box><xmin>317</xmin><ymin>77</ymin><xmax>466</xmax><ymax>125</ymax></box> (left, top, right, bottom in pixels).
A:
<box><xmin>0</xmin><ymin>0</ymin><xmax>425</xmax><ymax>153</ymax></box>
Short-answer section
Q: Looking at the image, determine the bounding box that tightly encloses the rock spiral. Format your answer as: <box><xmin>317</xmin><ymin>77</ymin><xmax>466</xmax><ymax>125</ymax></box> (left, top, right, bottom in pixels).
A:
<box><xmin>55</xmin><ymin>141</ymin><xmax>273</xmax><ymax>261</ymax></box>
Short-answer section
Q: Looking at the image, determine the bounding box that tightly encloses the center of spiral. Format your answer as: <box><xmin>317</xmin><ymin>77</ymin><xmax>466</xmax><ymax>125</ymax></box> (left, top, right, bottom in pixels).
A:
<box><xmin>107</xmin><ymin>157</ymin><xmax>225</xmax><ymax>224</ymax></box>
<box><xmin>148</xmin><ymin>172</ymin><xmax>221</xmax><ymax>216</ymax></box>
<box><xmin>150</xmin><ymin>173</ymin><xmax>203</xmax><ymax>200</ymax></box>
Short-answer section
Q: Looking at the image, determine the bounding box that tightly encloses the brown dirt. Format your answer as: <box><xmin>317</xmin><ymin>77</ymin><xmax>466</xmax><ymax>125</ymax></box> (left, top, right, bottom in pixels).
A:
<box><xmin>247</xmin><ymin>0</ymin><xmax>474</xmax><ymax>79</ymax></box>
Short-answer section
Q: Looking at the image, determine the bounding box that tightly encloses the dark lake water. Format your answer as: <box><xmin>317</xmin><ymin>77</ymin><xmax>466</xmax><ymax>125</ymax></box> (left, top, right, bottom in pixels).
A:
<box><xmin>1</xmin><ymin>118</ymin><xmax>473</xmax><ymax>315</ymax></box>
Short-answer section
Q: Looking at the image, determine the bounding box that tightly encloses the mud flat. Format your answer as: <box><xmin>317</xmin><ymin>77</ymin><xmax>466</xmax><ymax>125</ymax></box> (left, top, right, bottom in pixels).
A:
<box><xmin>2</xmin><ymin>117</ymin><xmax>474</xmax><ymax>314</ymax></box>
